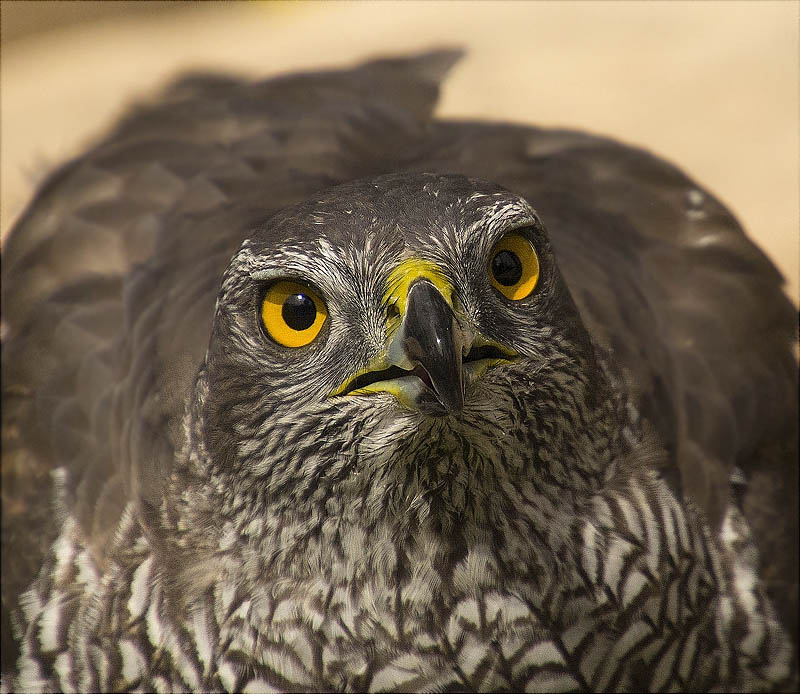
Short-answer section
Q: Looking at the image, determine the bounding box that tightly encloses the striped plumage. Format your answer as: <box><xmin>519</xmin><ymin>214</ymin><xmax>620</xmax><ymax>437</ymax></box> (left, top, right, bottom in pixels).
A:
<box><xmin>15</xmin><ymin>455</ymin><xmax>792</xmax><ymax>691</ymax></box>
<box><xmin>2</xmin><ymin>52</ymin><xmax>797</xmax><ymax>692</ymax></box>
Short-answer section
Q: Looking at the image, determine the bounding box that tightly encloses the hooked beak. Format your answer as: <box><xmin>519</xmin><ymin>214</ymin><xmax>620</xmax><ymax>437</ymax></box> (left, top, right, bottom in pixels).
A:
<box><xmin>331</xmin><ymin>261</ymin><xmax>516</xmax><ymax>416</ymax></box>
<box><xmin>386</xmin><ymin>278</ymin><xmax>466</xmax><ymax>414</ymax></box>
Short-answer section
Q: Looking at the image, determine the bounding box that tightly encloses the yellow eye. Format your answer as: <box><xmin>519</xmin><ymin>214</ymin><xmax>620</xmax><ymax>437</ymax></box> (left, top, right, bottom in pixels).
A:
<box><xmin>260</xmin><ymin>280</ymin><xmax>327</xmax><ymax>347</ymax></box>
<box><xmin>488</xmin><ymin>233</ymin><xmax>540</xmax><ymax>300</ymax></box>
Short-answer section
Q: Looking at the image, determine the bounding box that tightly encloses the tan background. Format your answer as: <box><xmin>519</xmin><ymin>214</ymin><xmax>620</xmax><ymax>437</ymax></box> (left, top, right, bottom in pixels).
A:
<box><xmin>2</xmin><ymin>1</ymin><xmax>798</xmax><ymax>303</ymax></box>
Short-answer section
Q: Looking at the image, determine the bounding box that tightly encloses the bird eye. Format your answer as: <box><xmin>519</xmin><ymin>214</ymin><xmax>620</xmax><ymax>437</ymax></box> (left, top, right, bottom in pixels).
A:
<box><xmin>260</xmin><ymin>280</ymin><xmax>327</xmax><ymax>347</ymax></box>
<box><xmin>488</xmin><ymin>232</ymin><xmax>540</xmax><ymax>300</ymax></box>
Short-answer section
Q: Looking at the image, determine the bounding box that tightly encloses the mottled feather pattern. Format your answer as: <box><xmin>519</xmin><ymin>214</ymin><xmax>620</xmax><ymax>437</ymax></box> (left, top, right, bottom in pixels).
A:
<box><xmin>14</xmin><ymin>434</ymin><xmax>792</xmax><ymax>691</ymax></box>
<box><xmin>2</xmin><ymin>51</ymin><xmax>797</xmax><ymax>691</ymax></box>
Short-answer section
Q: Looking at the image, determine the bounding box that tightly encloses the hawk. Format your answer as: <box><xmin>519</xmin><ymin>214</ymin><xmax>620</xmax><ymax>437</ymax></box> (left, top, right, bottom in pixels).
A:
<box><xmin>2</xmin><ymin>50</ymin><xmax>797</xmax><ymax>691</ymax></box>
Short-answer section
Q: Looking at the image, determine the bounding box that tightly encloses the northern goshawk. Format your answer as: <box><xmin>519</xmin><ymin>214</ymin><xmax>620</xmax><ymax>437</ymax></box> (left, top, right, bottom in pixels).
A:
<box><xmin>2</xmin><ymin>51</ymin><xmax>797</xmax><ymax>692</ymax></box>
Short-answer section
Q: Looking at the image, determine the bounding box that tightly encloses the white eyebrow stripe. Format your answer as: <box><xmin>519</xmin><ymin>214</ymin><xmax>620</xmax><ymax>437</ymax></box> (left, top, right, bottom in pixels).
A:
<box><xmin>246</xmin><ymin>250</ymin><xmax>328</xmax><ymax>281</ymax></box>
<box><xmin>249</xmin><ymin>269</ymin><xmax>282</xmax><ymax>281</ymax></box>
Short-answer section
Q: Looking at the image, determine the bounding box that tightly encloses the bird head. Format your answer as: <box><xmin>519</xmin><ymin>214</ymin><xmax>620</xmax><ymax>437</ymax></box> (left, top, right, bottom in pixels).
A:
<box><xmin>170</xmin><ymin>173</ymin><xmax>619</xmax><ymax>577</ymax></box>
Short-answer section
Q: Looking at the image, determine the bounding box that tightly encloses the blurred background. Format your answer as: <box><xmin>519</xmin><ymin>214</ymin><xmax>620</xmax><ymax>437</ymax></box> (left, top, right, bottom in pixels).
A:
<box><xmin>2</xmin><ymin>1</ymin><xmax>797</xmax><ymax>302</ymax></box>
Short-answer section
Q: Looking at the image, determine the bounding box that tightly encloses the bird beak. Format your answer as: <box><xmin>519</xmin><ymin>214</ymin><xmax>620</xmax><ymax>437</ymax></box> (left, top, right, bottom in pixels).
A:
<box><xmin>385</xmin><ymin>276</ymin><xmax>466</xmax><ymax>414</ymax></box>
<box><xmin>331</xmin><ymin>260</ymin><xmax>515</xmax><ymax>416</ymax></box>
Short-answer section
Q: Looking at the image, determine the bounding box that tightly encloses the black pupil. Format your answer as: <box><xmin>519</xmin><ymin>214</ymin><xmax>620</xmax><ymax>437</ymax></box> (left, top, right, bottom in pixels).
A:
<box><xmin>491</xmin><ymin>250</ymin><xmax>523</xmax><ymax>286</ymax></box>
<box><xmin>282</xmin><ymin>293</ymin><xmax>317</xmax><ymax>331</ymax></box>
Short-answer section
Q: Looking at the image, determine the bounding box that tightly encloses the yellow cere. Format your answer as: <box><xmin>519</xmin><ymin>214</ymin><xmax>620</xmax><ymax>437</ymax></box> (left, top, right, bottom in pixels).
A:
<box><xmin>261</xmin><ymin>280</ymin><xmax>327</xmax><ymax>348</ymax></box>
<box><xmin>384</xmin><ymin>259</ymin><xmax>454</xmax><ymax>329</ymax></box>
<box><xmin>488</xmin><ymin>233</ymin><xmax>540</xmax><ymax>300</ymax></box>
